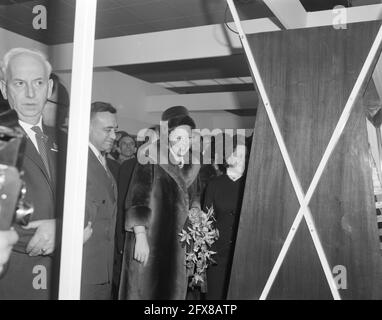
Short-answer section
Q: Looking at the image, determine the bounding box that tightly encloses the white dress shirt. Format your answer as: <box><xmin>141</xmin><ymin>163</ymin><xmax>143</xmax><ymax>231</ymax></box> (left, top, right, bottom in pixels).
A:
<box><xmin>18</xmin><ymin>118</ymin><xmax>43</xmax><ymax>154</ymax></box>
<box><xmin>227</xmin><ymin>167</ymin><xmax>244</xmax><ymax>182</ymax></box>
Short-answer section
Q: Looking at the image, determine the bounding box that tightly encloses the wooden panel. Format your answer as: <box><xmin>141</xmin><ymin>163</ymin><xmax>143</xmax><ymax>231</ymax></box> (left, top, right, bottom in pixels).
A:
<box><xmin>228</xmin><ymin>21</ymin><xmax>382</xmax><ymax>299</ymax></box>
<box><xmin>268</xmin><ymin>222</ymin><xmax>333</xmax><ymax>299</ymax></box>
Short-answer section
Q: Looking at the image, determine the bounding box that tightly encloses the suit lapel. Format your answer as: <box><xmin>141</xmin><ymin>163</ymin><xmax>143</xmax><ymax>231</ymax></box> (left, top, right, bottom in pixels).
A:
<box><xmin>106</xmin><ymin>164</ymin><xmax>117</xmax><ymax>201</ymax></box>
<box><xmin>23</xmin><ymin>128</ymin><xmax>55</xmax><ymax>197</ymax></box>
<box><xmin>89</xmin><ymin>149</ymin><xmax>116</xmax><ymax>202</ymax></box>
<box><xmin>43</xmin><ymin>125</ymin><xmax>58</xmax><ymax>191</ymax></box>
<box><xmin>104</xmin><ymin>160</ymin><xmax>117</xmax><ymax>202</ymax></box>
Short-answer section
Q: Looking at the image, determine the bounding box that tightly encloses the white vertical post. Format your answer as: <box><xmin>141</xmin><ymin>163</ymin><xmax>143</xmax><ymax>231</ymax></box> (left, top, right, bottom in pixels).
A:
<box><xmin>58</xmin><ymin>0</ymin><xmax>97</xmax><ymax>300</ymax></box>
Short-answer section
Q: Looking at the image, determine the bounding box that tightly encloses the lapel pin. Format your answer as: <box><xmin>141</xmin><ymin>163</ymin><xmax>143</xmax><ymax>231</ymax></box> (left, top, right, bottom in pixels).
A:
<box><xmin>51</xmin><ymin>143</ymin><xmax>59</xmax><ymax>152</ymax></box>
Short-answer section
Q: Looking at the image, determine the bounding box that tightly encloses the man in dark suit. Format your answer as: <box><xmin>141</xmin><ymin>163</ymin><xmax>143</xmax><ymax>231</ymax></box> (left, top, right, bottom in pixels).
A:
<box><xmin>0</xmin><ymin>48</ymin><xmax>60</xmax><ymax>299</ymax></box>
<box><xmin>81</xmin><ymin>101</ymin><xmax>118</xmax><ymax>300</ymax></box>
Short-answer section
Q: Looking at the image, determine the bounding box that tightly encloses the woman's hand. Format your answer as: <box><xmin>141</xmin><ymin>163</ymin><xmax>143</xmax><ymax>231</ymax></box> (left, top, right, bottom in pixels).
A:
<box><xmin>134</xmin><ymin>227</ymin><xmax>149</xmax><ymax>266</ymax></box>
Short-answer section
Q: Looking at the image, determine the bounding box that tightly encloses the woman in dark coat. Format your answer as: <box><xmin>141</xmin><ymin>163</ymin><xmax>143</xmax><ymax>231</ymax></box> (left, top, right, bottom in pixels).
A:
<box><xmin>203</xmin><ymin>137</ymin><xmax>248</xmax><ymax>300</ymax></box>
<box><xmin>119</xmin><ymin>106</ymin><xmax>200</xmax><ymax>300</ymax></box>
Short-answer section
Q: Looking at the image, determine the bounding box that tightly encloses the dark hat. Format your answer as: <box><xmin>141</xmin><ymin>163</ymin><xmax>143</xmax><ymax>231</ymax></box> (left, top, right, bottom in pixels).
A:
<box><xmin>161</xmin><ymin>105</ymin><xmax>195</xmax><ymax>130</ymax></box>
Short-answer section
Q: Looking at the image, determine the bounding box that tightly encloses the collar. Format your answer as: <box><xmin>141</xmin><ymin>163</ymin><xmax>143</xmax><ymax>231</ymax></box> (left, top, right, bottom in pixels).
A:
<box><xmin>89</xmin><ymin>142</ymin><xmax>103</xmax><ymax>159</ymax></box>
<box><xmin>118</xmin><ymin>154</ymin><xmax>135</xmax><ymax>163</ymax></box>
<box><xmin>19</xmin><ymin>117</ymin><xmax>43</xmax><ymax>132</ymax></box>
<box><xmin>227</xmin><ymin>167</ymin><xmax>244</xmax><ymax>182</ymax></box>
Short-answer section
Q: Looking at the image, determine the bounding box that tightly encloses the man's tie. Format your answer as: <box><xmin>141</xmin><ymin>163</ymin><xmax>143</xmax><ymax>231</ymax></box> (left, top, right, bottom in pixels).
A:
<box><xmin>31</xmin><ymin>126</ymin><xmax>51</xmax><ymax>179</ymax></box>
<box><xmin>98</xmin><ymin>153</ymin><xmax>116</xmax><ymax>200</ymax></box>
<box><xmin>98</xmin><ymin>153</ymin><xmax>106</xmax><ymax>169</ymax></box>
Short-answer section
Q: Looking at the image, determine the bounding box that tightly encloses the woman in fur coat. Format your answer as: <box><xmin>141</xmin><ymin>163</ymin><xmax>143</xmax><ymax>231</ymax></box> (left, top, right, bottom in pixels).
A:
<box><xmin>119</xmin><ymin>106</ymin><xmax>201</xmax><ymax>300</ymax></box>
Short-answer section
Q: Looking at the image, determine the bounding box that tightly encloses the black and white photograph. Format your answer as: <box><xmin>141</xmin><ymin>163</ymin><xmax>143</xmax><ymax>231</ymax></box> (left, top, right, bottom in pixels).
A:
<box><xmin>0</xmin><ymin>0</ymin><xmax>382</xmax><ymax>305</ymax></box>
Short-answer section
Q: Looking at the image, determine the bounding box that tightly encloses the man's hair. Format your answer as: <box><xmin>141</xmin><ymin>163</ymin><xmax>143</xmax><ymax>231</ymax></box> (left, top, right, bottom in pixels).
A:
<box><xmin>48</xmin><ymin>73</ymin><xmax>70</xmax><ymax>129</ymax></box>
<box><xmin>90</xmin><ymin>101</ymin><xmax>116</xmax><ymax>119</ymax></box>
<box><xmin>1</xmin><ymin>48</ymin><xmax>52</xmax><ymax>80</ymax></box>
<box><xmin>49</xmin><ymin>73</ymin><xmax>70</xmax><ymax>108</ymax></box>
<box><xmin>118</xmin><ymin>133</ymin><xmax>137</xmax><ymax>148</ymax></box>
<box><xmin>50</xmin><ymin>73</ymin><xmax>60</xmax><ymax>94</ymax></box>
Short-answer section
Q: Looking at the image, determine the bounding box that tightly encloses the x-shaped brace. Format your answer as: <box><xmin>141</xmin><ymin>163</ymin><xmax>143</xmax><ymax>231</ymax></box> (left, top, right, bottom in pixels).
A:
<box><xmin>227</xmin><ymin>0</ymin><xmax>382</xmax><ymax>300</ymax></box>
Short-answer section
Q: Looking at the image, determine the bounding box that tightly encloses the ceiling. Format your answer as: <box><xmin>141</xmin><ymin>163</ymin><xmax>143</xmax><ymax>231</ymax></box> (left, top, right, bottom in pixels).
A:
<box><xmin>0</xmin><ymin>0</ymin><xmax>274</xmax><ymax>45</ymax></box>
<box><xmin>0</xmin><ymin>0</ymin><xmax>380</xmax><ymax>45</ymax></box>
<box><xmin>0</xmin><ymin>0</ymin><xmax>380</xmax><ymax>98</ymax></box>
<box><xmin>111</xmin><ymin>55</ymin><xmax>254</xmax><ymax>94</ymax></box>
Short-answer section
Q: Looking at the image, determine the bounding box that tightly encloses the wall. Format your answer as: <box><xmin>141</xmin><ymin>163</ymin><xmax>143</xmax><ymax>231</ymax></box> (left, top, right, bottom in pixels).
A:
<box><xmin>57</xmin><ymin>68</ymin><xmax>256</xmax><ymax>135</ymax></box>
<box><xmin>0</xmin><ymin>28</ymin><xmax>256</xmax><ymax>134</ymax></box>
<box><xmin>57</xmin><ymin>68</ymin><xmax>168</xmax><ymax>134</ymax></box>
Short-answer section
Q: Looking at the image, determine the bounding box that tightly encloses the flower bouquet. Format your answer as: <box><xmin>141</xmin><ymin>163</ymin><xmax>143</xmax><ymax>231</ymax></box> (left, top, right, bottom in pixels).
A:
<box><xmin>179</xmin><ymin>206</ymin><xmax>219</xmax><ymax>292</ymax></box>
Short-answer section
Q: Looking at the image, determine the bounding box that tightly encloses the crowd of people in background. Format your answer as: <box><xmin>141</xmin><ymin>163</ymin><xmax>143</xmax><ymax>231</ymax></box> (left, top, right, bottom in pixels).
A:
<box><xmin>0</xmin><ymin>47</ymin><xmax>252</xmax><ymax>300</ymax></box>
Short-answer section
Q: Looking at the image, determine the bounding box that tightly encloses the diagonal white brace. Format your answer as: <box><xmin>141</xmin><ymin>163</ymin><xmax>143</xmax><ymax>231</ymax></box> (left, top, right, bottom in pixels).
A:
<box><xmin>227</xmin><ymin>0</ymin><xmax>382</xmax><ymax>300</ymax></box>
<box><xmin>226</xmin><ymin>0</ymin><xmax>339</xmax><ymax>300</ymax></box>
<box><xmin>260</xmin><ymin>23</ymin><xmax>382</xmax><ymax>300</ymax></box>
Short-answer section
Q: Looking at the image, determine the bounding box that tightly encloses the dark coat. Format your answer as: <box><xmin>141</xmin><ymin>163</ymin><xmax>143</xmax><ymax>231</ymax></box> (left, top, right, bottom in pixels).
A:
<box><xmin>119</xmin><ymin>153</ymin><xmax>200</xmax><ymax>300</ymax></box>
<box><xmin>81</xmin><ymin>149</ymin><xmax>117</xmax><ymax>297</ymax></box>
<box><xmin>203</xmin><ymin>174</ymin><xmax>246</xmax><ymax>299</ymax></box>
<box><xmin>106</xmin><ymin>157</ymin><xmax>120</xmax><ymax>181</ymax></box>
<box><xmin>112</xmin><ymin>157</ymin><xmax>136</xmax><ymax>294</ymax></box>
<box><xmin>0</xmin><ymin>125</ymin><xmax>61</xmax><ymax>299</ymax></box>
<box><xmin>115</xmin><ymin>158</ymin><xmax>137</xmax><ymax>255</ymax></box>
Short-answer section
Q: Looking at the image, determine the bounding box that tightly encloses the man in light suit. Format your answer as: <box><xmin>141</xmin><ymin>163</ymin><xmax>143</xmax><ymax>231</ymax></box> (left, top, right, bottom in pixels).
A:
<box><xmin>81</xmin><ymin>101</ymin><xmax>118</xmax><ymax>300</ymax></box>
<box><xmin>0</xmin><ymin>48</ymin><xmax>61</xmax><ymax>299</ymax></box>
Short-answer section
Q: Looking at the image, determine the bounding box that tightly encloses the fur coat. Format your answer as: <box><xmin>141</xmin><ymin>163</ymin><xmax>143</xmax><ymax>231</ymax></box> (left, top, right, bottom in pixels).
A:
<box><xmin>118</xmin><ymin>151</ymin><xmax>200</xmax><ymax>300</ymax></box>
